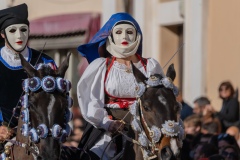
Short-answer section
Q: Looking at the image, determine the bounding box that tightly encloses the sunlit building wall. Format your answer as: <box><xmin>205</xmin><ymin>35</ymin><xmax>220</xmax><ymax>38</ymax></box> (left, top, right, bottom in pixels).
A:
<box><xmin>2</xmin><ymin>0</ymin><xmax>240</xmax><ymax>110</ymax></box>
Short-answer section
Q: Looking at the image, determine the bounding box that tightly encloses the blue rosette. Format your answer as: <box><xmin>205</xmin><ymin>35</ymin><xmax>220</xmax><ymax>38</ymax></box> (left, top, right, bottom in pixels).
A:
<box><xmin>67</xmin><ymin>96</ymin><xmax>73</xmax><ymax>108</ymax></box>
<box><xmin>42</xmin><ymin>76</ymin><xmax>56</xmax><ymax>92</ymax></box>
<box><xmin>37</xmin><ymin>124</ymin><xmax>49</xmax><ymax>139</ymax></box>
<box><xmin>52</xmin><ymin>124</ymin><xmax>62</xmax><ymax>138</ymax></box>
<box><xmin>29</xmin><ymin>77</ymin><xmax>41</xmax><ymax>92</ymax></box>
<box><xmin>56</xmin><ymin>77</ymin><xmax>66</xmax><ymax>93</ymax></box>
<box><xmin>65</xmin><ymin>109</ymin><xmax>73</xmax><ymax>122</ymax></box>
<box><xmin>59</xmin><ymin>130</ymin><xmax>67</xmax><ymax>143</ymax></box>
<box><xmin>65</xmin><ymin>123</ymin><xmax>72</xmax><ymax>137</ymax></box>
<box><xmin>0</xmin><ymin>152</ymin><xmax>6</xmax><ymax>160</ymax></box>
<box><xmin>65</xmin><ymin>79</ymin><xmax>71</xmax><ymax>92</ymax></box>
<box><xmin>29</xmin><ymin>128</ymin><xmax>39</xmax><ymax>143</ymax></box>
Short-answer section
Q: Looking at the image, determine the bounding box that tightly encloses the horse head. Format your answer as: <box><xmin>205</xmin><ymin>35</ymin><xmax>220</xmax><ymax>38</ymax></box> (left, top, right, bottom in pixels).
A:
<box><xmin>13</xmin><ymin>53</ymin><xmax>72</xmax><ymax>160</ymax></box>
<box><xmin>131</xmin><ymin>63</ymin><xmax>184</xmax><ymax>160</ymax></box>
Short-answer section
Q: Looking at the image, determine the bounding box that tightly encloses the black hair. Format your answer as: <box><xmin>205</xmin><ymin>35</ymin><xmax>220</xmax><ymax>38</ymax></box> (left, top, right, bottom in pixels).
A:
<box><xmin>111</xmin><ymin>21</ymin><xmax>137</xmax><ymax>43</ymax></box>
<box><xmin>193</xmin><ymin>96</ymin><xmax>211</xmax><ymax>108</ymax></box>
<box><xmin>0</xmin><ymin>30</ymin><xmax>4</xmax><ymax>48</ymax></box>
<box><xmin>199</xmin><ymin>143</ymin><xmax>219</xmax><ymax>158</ymax></box>
<box><xmin>221</xmin><ymin>145</ymin><xmax>240</xmax><ymax>160</ymax></box>
<box><xmin>218</xmin><ymin>81</ymin><xmax>235</xmax><ymax>99</ymax></box>
<box><xmin>202</xmin><ymin>122</ymin><xmax>219</xmax><ymax>135</ymax></box>
<box><xmin>217</xmin><ymin>133</ymin><xmax>237</xmax><ymax>145</ymax></box>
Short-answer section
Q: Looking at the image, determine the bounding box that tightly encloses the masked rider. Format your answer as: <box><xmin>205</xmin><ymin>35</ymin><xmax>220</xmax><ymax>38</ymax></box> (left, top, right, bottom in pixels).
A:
<box><xmin>0</xmin><ymin>3</ymin><xmax>56</xmax><ymax>150</ymax></box>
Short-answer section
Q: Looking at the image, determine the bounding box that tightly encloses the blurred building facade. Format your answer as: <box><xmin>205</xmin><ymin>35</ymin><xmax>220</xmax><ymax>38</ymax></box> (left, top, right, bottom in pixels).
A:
<box><xmin>1</xmin><ymin>0</ymin><xmax>240</xmax><ymax>110</ymax></box>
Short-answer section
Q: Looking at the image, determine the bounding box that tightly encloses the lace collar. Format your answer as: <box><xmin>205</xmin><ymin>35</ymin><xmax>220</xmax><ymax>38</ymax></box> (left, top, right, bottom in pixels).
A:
<box><xmin>113</xmin><ymin>60</ymin><xmax>142</xmax><ymax>70</ymax></box>
<box><xmin>0</xmin><ymin>46</ymin><xmax>30</xmax><ymax>70</ymax></box>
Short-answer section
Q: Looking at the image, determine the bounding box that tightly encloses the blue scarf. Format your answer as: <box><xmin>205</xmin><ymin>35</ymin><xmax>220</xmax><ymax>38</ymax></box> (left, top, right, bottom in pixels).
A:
<box><xmin>77</xmin><ymin>12</ymin><xmax>143</xmax><ymax>63</ymax></box>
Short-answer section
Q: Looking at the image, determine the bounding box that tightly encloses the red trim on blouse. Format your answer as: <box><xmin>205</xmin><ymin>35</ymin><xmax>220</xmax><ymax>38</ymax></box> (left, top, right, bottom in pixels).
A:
<box><xmin>104</xmin><ymin>55</ymin><xmax>147</xmax><ymax>109</ymax></box>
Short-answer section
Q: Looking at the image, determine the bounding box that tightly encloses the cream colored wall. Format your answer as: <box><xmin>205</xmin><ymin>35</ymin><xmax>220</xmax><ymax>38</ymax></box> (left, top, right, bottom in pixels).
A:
<box><xmin>0</xmin><ymin>1</ymin><xmax>7</xmax><ymax>9</ymax></box>
<box><xmin>12</xmin><ymin>0</ymin><xmax>102</xmax><ymax>20</ymax></box>
<box><xmin>207</xmin><ymin>0</ymin><xmax>240</xmax><ymax>110</ymax></box>
<box><xmin>160</xmin><ymin>26</ymin><xmax>181</xmax><ymax>88</ymax></box>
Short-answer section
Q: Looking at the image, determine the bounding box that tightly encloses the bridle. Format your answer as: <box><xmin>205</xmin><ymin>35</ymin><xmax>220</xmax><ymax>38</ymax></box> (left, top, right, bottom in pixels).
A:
<box><xmin>118</xmin><ymin>75</ymin><xmax>185</xmax><ymax>160</ymax></box>
<box><xmin>1</xmin><ymin>65</ymin><xmax>73</xmax><ymax>160</ymax></box>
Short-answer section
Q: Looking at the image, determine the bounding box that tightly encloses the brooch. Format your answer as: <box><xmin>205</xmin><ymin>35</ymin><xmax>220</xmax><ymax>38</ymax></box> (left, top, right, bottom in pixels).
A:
<box><xmin>161</xmin><ymin>120</ymin><xmax>180</xmax><ymax>137</ymax></box>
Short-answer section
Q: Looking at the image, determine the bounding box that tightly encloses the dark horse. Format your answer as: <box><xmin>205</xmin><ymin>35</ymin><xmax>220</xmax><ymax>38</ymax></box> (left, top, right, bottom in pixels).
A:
<box><xmin>120</xmin><ymin>63</ymin><xmax>184</xmax><ymax>160</ymax></box>
<box><xmin>4</xmin><ymin>53</ymin><xmax>72</xmax><ymax>160</ymax></box>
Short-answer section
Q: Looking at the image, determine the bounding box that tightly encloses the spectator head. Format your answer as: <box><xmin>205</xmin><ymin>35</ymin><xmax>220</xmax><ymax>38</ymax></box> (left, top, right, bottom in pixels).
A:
<box><xmin>217</xmin><ymin>133</ymin><xmax>238</xmax><ymax>153</ymax></box>
<box><xmin>193</xmin><ymin>97</ymin><xmax>211</xmax><ymax>115</ymax></box>
<box><xmin>200</xmin><ymin>134</ymin><xmax>214</xmax><ymax>143</ymax></box>
<box><xmin>199</xmin><ymin>143</ymin><xmax>219</xmax><ymax>159</ymax></box>
<box><xmin>218</xmin><ymin>81</ymin><xmax>235</xmax><ymax>99</ymax></box>
<box><xmin>191</xmin><ymin>142</ymin><xmax>218</xmax><ymax>160</ymax></box>
<box><xmin>201</xmin><ymin>122</ymin><xmax>219</xmax><ymax>135</ymax></box>
<box><xmin>191</xmin><ymin>143</ymin><xmax>205</xmax><ymax>160</ymax></box>
<box><xmin>184</xmin><ymin>114</ymin><xmax>201</xmax><ymax>135</ymax></box>
<box><xmin>221</xmin><ymin>145</ymin><xmax>239</xmax><ymax>160</ymax></box>
<box><xmin>226</xmin><ymin>126</ymin><xmax>240</xmax><ymax>141</ymax></box>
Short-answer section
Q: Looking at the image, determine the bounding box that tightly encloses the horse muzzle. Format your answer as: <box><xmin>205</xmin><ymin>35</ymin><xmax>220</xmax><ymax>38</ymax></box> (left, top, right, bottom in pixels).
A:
<box><xmin>159</xmin><ymin>146</ymin><xmax>180</xmax><ymax>160</ymax></box>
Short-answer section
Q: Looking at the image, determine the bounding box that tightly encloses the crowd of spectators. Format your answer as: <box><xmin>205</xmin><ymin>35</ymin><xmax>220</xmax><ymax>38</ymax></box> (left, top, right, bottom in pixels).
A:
<box><xmin>64</xmin><ymin>80</ymin><xmax>240</xmax><ymax>160</ymax></box>
<box><xmin>180</xmin><ymin>81</ymin><xmax>240</xmax><ymax>160</ymax></box>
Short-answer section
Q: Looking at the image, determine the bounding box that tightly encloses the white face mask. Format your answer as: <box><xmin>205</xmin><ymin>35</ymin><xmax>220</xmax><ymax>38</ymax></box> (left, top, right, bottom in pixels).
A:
<box><xmin>5</xmin><ymin>24</ymin><xmax>29</xmax><ymax>52</ymax></box>
<box><xmin>112</xmin><ymin>23</ymin><xmax>137</xmax><ymax>47</ymax></box>
<box><xmin>106</xmin><ymin>33</ymin><xmax>141</xmax><ymax>58</ymax></box>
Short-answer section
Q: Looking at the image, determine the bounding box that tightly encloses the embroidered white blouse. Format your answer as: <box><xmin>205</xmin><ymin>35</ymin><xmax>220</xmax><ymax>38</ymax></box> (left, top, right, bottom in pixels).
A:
<box><xmin>77</xmin><ymin>57</ymin><xmax>164</xmax><ymax>159</ymax></box>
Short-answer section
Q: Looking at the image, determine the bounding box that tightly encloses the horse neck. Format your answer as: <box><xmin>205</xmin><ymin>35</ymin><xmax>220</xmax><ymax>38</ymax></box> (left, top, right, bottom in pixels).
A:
<box><xmin>16</xmin><ymin>110</ymin><xmax>29</xmax><ymax>142</ymax></box>
<box><xmin>12</xmin><ymin>108</ymin><xmax>34</xmax><ymax>160</ymax></box>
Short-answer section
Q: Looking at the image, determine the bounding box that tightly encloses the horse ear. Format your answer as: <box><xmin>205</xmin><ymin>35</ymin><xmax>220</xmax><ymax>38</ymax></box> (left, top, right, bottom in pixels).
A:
<box><xmin>131</xmin><ymin>61</ymin><xmax>147</xmax><ymax>83</ymax></box>
<box><xmin>57</xmin><ymin>52</ymin><xmax>71</xmax><ymax>78</ymax></box>
<box><xmin>19</xmin><ymin>53</ymin><xmax>37</xmax><ymax>77</ymax></box>
<box><xmin>166</xmin><ymin>64</ymin><xmax>176</xmax><ymax>82</ymax></box>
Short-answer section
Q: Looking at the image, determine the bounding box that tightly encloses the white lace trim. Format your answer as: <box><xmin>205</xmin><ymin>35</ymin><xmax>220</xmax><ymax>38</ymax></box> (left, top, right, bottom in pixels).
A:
<box><xmin>112</xmin><ymin>60</ymin><xmax>142</xmax><ymax>71</ymax></box>
<box><xmin>1</xmin><ymin>46</ymin><xmax>29</xmax><ymax>67</ymax></box>
<box><xmin>105</xmin><ymin>61</ymin><xmax>146</xmax><ymax>98</ymax></box>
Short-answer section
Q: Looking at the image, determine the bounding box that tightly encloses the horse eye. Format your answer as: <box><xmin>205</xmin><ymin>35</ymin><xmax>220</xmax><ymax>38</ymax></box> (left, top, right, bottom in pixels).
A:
<box><xmin>142</xmin><ymin>100</ymin><xmax>151</xmax><ymax>111</ymax></box>
<box><xmin>143</xmin><ymin>105</ymin><xmax>151</xmax><ymax>111</ymax></box>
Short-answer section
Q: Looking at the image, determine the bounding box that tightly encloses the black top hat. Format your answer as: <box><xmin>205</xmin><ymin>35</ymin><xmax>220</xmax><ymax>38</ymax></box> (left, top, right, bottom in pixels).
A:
<box><xmin>0</xmin><ymin>3</ymin><xmax>29</xmax><ymax>31</ymax></box>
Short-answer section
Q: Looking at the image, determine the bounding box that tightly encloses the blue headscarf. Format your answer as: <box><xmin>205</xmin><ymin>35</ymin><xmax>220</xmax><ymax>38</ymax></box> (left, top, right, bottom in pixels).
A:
<box><xmin>77</xmin><ymin>12</ymin><xmax>143</xmax><ymax>63</ymax></box>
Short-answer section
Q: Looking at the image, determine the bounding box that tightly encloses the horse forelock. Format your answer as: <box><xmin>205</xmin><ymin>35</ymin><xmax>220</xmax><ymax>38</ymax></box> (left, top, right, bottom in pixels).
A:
<box><xmin>28</xmin><ymin>91</ymin><xmax>66</xmax><ymax>159</ymax></box>
<box><xmin>38</xmin><ymin>66</ymin><xmax>57</xmax><ymax>78</ymax></box>
<box><xmin>152</xmin><ymin>73</ymin><xmax>164</xmax><ymax>80</ymax></box>
<box><xmin>30</xmin><ymin>68</ymin><xmax>67</xmax><ymax>158</ymax></box>
<box><xmin>30</xmin><ymin>92</ymin><xmax>66</xmax><ymax>127</ymax></box>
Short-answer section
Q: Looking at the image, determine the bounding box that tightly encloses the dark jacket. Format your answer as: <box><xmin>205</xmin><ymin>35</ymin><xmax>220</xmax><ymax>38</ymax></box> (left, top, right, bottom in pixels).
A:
<box><xmin>217</xmin><ymin>97</ymin><xmax>240</xmax><ymax>131</ymax></box>
<box><xmin>0</xmin><ymin>48</ymin><xmax>56</xmax><ymax>128</ymax></box>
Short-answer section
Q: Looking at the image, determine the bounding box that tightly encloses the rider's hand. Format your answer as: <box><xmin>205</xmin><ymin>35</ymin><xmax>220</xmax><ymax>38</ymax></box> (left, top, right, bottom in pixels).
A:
<box><xmin>108</xmin><ymin>120</ymin><xmax>125</xmax><ymax>133</ymax></box>
<box><xmin>0</xmin><ymin>126</ymin><xmax>13</xmax><ymax>142</ymax></box>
